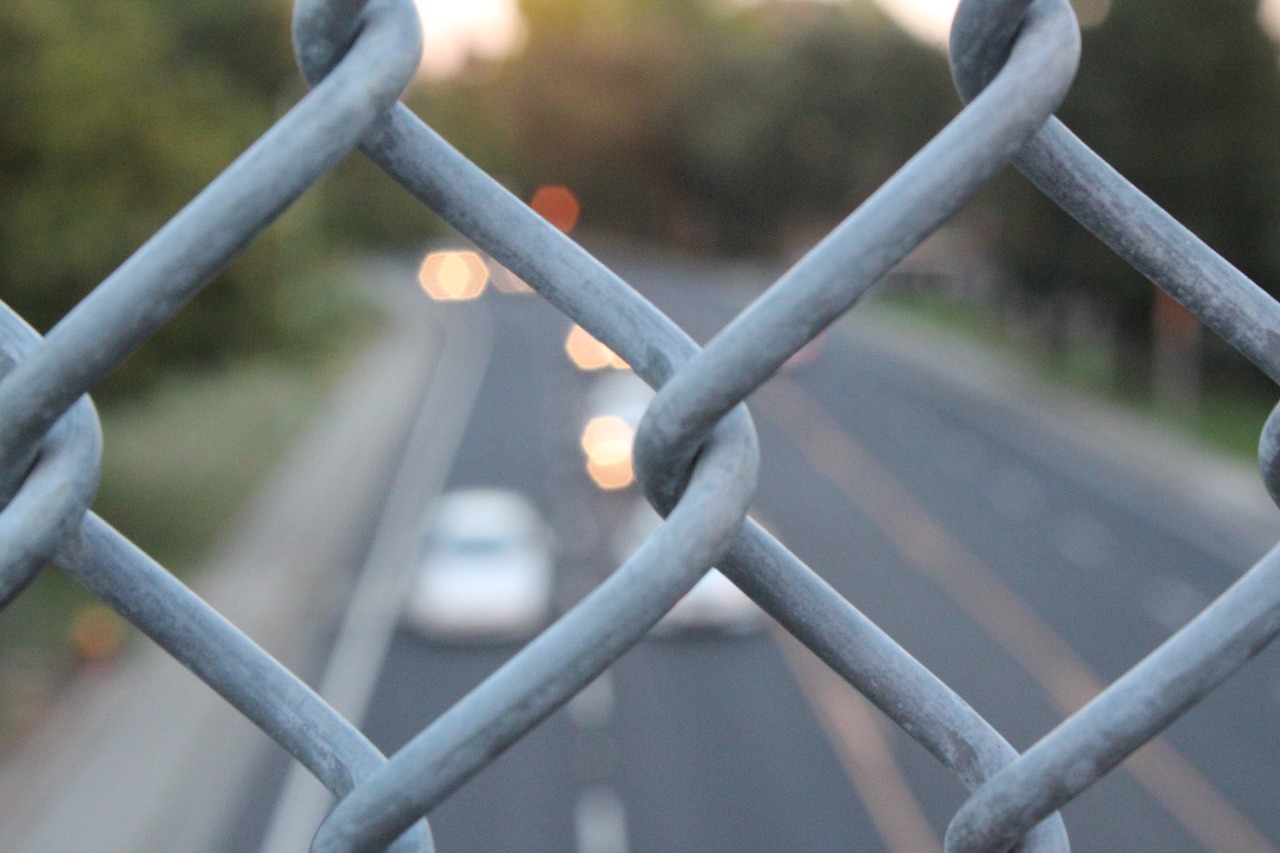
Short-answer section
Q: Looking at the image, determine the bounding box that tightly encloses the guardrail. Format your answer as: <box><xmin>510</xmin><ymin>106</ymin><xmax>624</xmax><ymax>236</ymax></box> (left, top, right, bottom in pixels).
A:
<box><xmin>4</xmin><ymin>0</ymin><xmax>1280</xmax><ymax>850</ymax></box>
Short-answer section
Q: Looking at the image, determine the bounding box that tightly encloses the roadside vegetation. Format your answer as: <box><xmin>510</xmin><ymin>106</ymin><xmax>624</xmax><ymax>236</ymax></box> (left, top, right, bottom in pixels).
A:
<box><xmin>0</xmin><ymin>270</ymin><xmax>379</xmax><ymax>750</ymax></box>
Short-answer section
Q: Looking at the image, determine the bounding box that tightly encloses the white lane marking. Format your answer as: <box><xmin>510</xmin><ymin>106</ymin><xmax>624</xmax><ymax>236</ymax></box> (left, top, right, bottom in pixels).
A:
<box><xmin>566</xmin><ymin>672</ymin><xmax>615</xmax><ymax>729</ymax></box>
<box><xmin>574</xmin><ymin>787</ymin><xmax>629</xmax><ymax>853</ymax></box>
<box><xmin>1142</xmin><ymin>574</ymin><xmax>1211</xmax><ymax>633</ymax></box>
<box><xmin>258</xmin><ymin>296</ymin><xmax>493</xmax><ymax>853</ymax></box>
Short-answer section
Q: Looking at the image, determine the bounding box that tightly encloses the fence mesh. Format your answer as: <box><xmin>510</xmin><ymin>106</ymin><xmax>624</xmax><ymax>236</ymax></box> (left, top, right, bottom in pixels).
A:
<box><xmin>5</xmin><ymin>0</ymin><xmax>1280</xmax><ymax>850</ymax></box>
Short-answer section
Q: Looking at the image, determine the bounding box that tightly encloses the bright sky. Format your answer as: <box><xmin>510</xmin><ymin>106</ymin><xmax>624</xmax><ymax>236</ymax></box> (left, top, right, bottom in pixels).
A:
<box><xmin>412</xmin><ymin>0</ymin><xmax>525</xmax><ymax>78</ymax></box>
<box><xmin>869</xmin><ymin>0</ymin><xmax>957</xmax><ymax>46</ymax></box>
<box><xmin>1262</xmin><ymin>0</ymin><xmax>1280</xmax><ymax>39</ymax></box>
<box><xmin>867</xmin><ymin>0</ymin><xmax>1118</xmax><ymax>46</ymax></box>
<box><xmin>406</xmin><ymin>0</ymin><xmax>960</xmax><ymax>77</ymax></box>
<box><xmin>410</xmin><ymin>0</ymin><xmax>1280</xmax><ymax>78</ymax></box>
<box><xmin>874</xmin><ymin>0</ymin><xmax>1280</xmax><ymax>45</ymax></box>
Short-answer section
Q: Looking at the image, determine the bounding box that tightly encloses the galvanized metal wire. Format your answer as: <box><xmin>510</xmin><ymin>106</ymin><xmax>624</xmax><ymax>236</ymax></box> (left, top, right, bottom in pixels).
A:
<box><xmin>4</xmin><ymin>0</ymin><xmax>1280</xmax><ymax>850</ymax></box>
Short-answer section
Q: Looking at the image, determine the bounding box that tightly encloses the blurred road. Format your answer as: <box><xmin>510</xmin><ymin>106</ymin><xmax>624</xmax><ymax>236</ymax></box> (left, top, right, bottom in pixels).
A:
<box><xmin>230</xmin><ymin>249</ymin><xmax>1280</xmax><ymax>853</ymax></box>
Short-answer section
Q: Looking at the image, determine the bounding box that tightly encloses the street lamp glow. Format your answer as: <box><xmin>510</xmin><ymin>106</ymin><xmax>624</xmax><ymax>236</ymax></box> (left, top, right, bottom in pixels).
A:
<box><xmin>565</xmin><ymin>325</ymin><xmax>629</xmax><ymax>371</ymax></box>
<box><xmin>419</xmin><ymin>251</ymin><xmax>489</xmax><ymax>301</ymax></box>
<box><xmin>581</xmin><ymin>415</ymin><xmax>636</xmax><ymax>490</ymax></box>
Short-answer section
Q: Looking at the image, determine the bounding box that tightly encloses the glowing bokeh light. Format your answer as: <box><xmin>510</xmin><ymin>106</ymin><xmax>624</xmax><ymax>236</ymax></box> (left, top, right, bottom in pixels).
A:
<box><xmin>565</xmin><ymin>325</ymin><xmax>629</xmax><ymax>371</ymax></box>
<box><xmin>69</xmin><ymin>603</ymin><xmax>126</xmax><ymax>662</ymax></box>
<box><xmin>581</xmin><ymin>415</ymin><xmax>636</xmax><ymax>490</ymax></box>
<box><xmin>419</xmin><ymin>251</ymin><xmax>489</xmax><ymax>301</ymax></box>
<box><xmin>587</xmin><ymin>455</ymin><xmax>636</xmax><ymax>490</ymax></box>
<box><xmin>530</xmin><ymin>185</ymin><xmax>582</xmax><ymax>233</ymax></box>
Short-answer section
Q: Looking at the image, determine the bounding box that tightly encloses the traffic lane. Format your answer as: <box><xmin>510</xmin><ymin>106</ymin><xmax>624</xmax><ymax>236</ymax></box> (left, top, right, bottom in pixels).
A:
<box><xmin>588</xmin><ymin>259</ymin><xmax>1099</xmax><ymax>844</ymax></box>
<box><xmin>363</xmin><ymin>634</ymin><xmax>579</xmax><ymax>852</ymax></box>
<box><xmin>496</xmin><ymin>283</ymin><xmax>883</xmax><ymax>852</ymax></box>
<box><xmin>437</xmin><ymin>293</ymin><xmax>581</xmax><ymax>499</ymax></box>
<box><xmin>790</xmin><ymin>332</ymin><xmax>1280</xmax><ymax>844</ymax></box>
<box><xmin>361</xmin><ymin>284</ymin><xmax>889</xmax><ymax>852</ymax></box>
<box><xmin>751</xmin><ymin>372</ymin><xmax>1280</xmax><ymax>850</ymax></box>
<box><xmin>612</xmin><ymin>637</ymin><xmax>881</xmax><ymax>853</ymax></box>
<box><xmin>366</xmin><ymin>634</ymin><xmax>884</xmax><ymax>853</ymax></box>
<box><xmin>614</xmin><ymin>262</ymin><xmax>1279</xmax><ymax>848</ymax></box>
<box><xmin>792</xmin><ymin>346</ymin><xmax>1194</xmax><ymax>682</ymax></box>
<box><xmin>748</xmin><ymin>403</ymin><xmax>1195</xmax><ymax>852</ymax></box>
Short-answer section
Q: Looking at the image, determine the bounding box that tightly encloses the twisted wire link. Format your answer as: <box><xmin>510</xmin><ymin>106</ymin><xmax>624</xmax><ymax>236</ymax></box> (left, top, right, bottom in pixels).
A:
<box><xmin>1</xmin><ymin>0</ymin><xmax>1279</xmax><ymax>850</ymax></box>
<box><xmin>0</xmin><ymin>306</ymin><xmax>101</xmax><ymax>608</ymax></box>
<box><xmin>935</xmin><ymin>0</ymin><xmax>1280</xmax><ymax>849</ymax></box>
<box><xmin>297</xmin><ymin>0</ymin><xmax>1083</xmax><ymax>850</ymax></box>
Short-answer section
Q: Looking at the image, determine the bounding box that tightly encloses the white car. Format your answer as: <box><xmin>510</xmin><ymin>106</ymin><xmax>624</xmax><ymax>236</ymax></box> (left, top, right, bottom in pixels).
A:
<box><xmin>403</xmin><ymin>489</ymin><xmax>554</xmax><ymax>641</ymax></box>
<box><xmin>612</xmin><ymin>499</ymin><xmax>764</xmax><ymax>636</ymax></box>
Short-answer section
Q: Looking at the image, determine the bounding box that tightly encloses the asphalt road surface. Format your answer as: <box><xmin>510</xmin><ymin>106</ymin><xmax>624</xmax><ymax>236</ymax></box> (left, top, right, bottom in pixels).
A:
<box><xmin>230</xmin><ymin>250</ymin><xmax>1280</xmax><ymax>853</ymax></box>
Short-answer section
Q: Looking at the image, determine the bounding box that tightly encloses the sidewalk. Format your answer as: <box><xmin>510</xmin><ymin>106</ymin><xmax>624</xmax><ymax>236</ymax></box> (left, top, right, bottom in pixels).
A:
<box><xmin>0</xmin><ymin>282</ymin><xmax>444</xmax><ymax>853</ymax></box>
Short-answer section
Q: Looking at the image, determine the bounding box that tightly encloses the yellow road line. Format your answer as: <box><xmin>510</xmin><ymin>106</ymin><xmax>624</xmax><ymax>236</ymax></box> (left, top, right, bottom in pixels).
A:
<box><xmin>771</xmin><ymin>620</ymin><xmax>942</xmax><ymax>853</ymax></box>
<box><xmin>755</xmin><ymin>377</ymin><xmax>1275</xmax><ymax>853</ymax></box>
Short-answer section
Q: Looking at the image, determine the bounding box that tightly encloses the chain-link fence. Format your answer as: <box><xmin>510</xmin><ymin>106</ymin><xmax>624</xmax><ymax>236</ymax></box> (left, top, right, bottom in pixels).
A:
<box><xmin>4</xmin><ymin>0</ymin><xmax>1280</xmax><ymax>850</ymax></box>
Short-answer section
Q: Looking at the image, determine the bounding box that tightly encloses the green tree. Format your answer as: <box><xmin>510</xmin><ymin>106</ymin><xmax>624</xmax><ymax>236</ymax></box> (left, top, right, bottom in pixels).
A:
<box><xmin>407</xmin><ymin>0</ymin><xmax>954</xmax><ymax>254</ymax></box>
<box><xmin>0</xmin><ymin>0</ymin><xmax>296</xmax><ymax>394</ymax></box>
<box><xmin>974</xmin><ymin>0</ymin><xmax>1280</xmax><ymax>391</ymax></box>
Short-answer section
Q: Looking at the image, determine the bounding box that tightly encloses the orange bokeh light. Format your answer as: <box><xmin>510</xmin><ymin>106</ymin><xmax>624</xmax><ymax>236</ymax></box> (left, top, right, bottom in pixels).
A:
<box><xmin>565</xmin><ymin>325</ymin><xmax>629</xmax><ymax>371</ymax></box>
<box><xmin>530</xmin><ymin>185</ymin><xmax>581</xmax><ymax>233</ymax></box>
<box><xmin>419</xmin><ymin>251</ymin><xmax>489</xmax><ymax>301</ymax></box>
<box><xmin>587</xmin><ymin>455</ymin><xmax>635</xmax><ymax>490</ymax></box>
<box><xmin>69</xmin><ymin>603</ymin><xmax>126</xmax><ymax>663</ymax></box>
<box><xmin>581</xmin><ymin>415</ymin><xmax>636</xmax><ymax>490</ymax></box>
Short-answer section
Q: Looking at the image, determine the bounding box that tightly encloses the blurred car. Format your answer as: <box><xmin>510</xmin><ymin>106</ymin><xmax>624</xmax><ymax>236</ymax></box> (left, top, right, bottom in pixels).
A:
<box><xmin>579</xmin><ymin>372</ymin><xmax>654</xmax><ymax>491</ymax></box>
<box><xmin>403</xmin><ymin>489</ymin><xmax>554</xmax><ymax>641</ymax></box>
<box><xmin>613</xmin><ymin>499</ymin><xmax>764</xmax><ymax>636</ymax></box>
